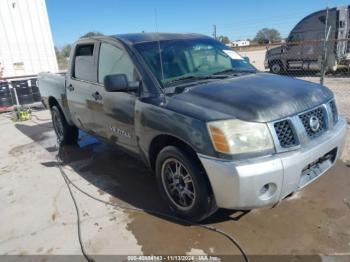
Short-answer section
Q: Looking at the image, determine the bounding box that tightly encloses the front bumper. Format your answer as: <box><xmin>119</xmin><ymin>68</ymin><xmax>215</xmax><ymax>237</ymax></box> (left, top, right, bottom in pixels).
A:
<box><xmin>198</xmin><ymin>116</ymin><xmax>347</xmax><ymax>209</ymax></box>
<box><xmin>264</xmin><ymin>58</ymin><xmax>269</xmax><ymax>69</ymax></box>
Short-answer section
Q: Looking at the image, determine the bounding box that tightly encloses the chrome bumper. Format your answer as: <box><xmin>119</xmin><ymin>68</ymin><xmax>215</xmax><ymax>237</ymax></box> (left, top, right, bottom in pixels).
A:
<box><xmin>198</xmin><ymin>116</ymin><xmax>347</xmax><ymax>209</ymax></box>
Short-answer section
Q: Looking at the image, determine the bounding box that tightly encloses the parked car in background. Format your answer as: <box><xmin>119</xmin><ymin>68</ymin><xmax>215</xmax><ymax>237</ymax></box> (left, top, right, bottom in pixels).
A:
<box><xmin>38</xmin><ymin>33</ymin><xmax>346</xmax><ymax>221</ymax></box>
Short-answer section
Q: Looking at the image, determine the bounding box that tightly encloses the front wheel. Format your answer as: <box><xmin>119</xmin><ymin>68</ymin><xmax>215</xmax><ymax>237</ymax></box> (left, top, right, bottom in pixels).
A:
<box><xmin>51</xmin><ymin>105</ymin><xmax>78</xmax><ymax>144</ymax></box>
<box><xmin>155</xmin><ymin>146</ymin><xmax>217</xmax><ymax>222</ymax></box>
<box><xmin>269</xmin><ymin>61</ymin><xmax>283</xmax><ymax>74</ymax></box>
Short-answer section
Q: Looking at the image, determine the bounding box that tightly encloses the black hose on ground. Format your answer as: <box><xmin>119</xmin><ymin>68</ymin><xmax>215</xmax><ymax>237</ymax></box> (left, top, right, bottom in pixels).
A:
<box><xmin>28</xmin><ymin>112</ymin><xmax>249</xmax><ymax>262</ymax></box>
<box><xmin>55</xmin><ymin>151</ymin><xmax>250</xmax><ymax>262</ymax></box>
<box><xmin>59</xmin><ymin>157</ymin><xmax>95</xmax><ymax>262</ymax></box>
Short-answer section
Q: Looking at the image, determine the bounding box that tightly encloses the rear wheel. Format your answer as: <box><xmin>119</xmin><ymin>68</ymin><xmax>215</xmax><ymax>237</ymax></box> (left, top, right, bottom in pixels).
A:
<box><xmin>51</xmin><ymin>105</ymin><xmax>78</xmax><ymax>144</ymax></box>
<box><xmin>155</xmin><ymin>146</ymin><xmax>217</xmax><ymax>222</ymax></box>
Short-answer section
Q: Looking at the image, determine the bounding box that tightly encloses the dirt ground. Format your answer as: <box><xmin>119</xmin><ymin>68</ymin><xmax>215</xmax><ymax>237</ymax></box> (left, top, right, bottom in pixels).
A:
<box><xmin>1</xmin><ymin>107</ymin><xmax>350</xmax><ymax>261</ymax></box>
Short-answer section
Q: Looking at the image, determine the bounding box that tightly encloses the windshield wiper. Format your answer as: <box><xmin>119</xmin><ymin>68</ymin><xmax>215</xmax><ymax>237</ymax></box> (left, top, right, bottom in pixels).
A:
<box><xmin>164</xmin><ymin>75</ymin><xmax>227</xmax><ymax>87</ymax></box>
<box><xmin>212</xmin><ymin>69</ymin><xmax>256</xmax><ymax>75</ymax></box>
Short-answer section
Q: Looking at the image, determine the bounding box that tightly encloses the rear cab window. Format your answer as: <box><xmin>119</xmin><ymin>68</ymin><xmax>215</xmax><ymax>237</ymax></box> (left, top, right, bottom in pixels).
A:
<box><xmin>73</xmin><ymin>44</ymin><xmax>96</xmax><ymax>82</ymax></box>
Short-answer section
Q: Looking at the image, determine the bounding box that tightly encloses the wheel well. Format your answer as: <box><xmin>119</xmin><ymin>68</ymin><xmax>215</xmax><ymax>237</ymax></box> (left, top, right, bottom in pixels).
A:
<box><xmin>149</xmin><ymin>135</ymin><xmax>193</xmax><ymax>169</ymax></box>
<box><xmin>48</xmin><ymin>96</ymin><xmax>59</xmax><ymax>109</ymax></box>
<box><xmin>48</xmin><ymin>97</ymin><xmax>75</xmax><ymax>128</ymax></box>
<box><xmin>149</xmin><ymin>135</ymin><xmax>214</xmax><ymax>195</ymax></box>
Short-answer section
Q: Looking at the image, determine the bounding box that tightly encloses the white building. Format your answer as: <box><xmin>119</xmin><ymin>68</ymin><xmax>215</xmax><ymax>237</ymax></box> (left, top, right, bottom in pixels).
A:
<box><xmin>231</xmin><ymin>40</ymin><xmax>251</xmax><ymax>47</ymax></box>
<box><xmin>0</xmin><ymin>0</ymin><xmax>58</xmax><ymax>78</ymax></box>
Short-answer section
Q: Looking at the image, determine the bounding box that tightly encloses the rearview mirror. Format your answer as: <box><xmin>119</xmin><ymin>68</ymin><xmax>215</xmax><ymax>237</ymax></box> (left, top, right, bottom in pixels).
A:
<box><xmin>104</xmin><ymin>74</ymin><xmax>139</xmax><ymax>92</ymax></box>
<box><xmin>243</xmin><ymin>56</ymin><xmax>250</xmax><ymax>63</ymax></box>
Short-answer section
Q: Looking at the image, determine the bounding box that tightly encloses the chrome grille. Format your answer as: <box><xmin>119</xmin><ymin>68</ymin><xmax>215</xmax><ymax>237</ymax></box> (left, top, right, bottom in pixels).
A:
<box><xmin>329</xmin><ymin>100</ymin><xmax>338</xmax><ymax>124</ymax></box>
<box><xmin>271</xmin><ymin>100</ymin><xmax>339</xmax><ymax>152</ymax></box>
<box><xmin>299</xmin><ymin>107</ymin><xmax>326</xmax><ymax>138</ymax></box>
<box><xmin>274</xmin><ymin>120</ymin><xmax>297</xmax><ymax>148</ymax></box>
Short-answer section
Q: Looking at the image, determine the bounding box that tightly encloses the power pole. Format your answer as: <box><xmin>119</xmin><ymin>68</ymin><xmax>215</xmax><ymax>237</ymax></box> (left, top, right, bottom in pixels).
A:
<box><xmin>213</xmin><ymin>25</ymin><xmax>217</xmax><ymax>39</ymax></box>
<box><xmin>320</xmin><ymin>7</ymin><xmax>329</xmax><ymax>86</ymax></box>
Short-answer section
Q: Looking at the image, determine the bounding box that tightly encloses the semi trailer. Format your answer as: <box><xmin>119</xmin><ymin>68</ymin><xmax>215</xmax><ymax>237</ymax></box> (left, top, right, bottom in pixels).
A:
<box><xmin>265</xmin><ymin>6</ymin><xmax>350</xmax><ymax>74</ymax></box>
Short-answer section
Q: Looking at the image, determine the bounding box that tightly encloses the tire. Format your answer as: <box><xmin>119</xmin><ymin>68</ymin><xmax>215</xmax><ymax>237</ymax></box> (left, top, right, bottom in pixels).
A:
<box><xmin>51</xmin><ymin>105</ymin><xmax>78</xmax><ymax>144</ymax></box>
<box><xmin>269</xmin><ymin>61</ymin><xmax>283</xmax><ymax>74</ymax></box>
<box><xmin>155</xmin><ymin>146</ymin><xmax>217</xmax><ymax>222</ymax></box>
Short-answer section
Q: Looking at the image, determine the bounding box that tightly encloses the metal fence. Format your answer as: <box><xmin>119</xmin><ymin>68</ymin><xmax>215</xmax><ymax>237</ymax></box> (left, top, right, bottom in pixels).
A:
<box><xmin>263</xmin><ymin>39</ymin><xmax>349</xmax><ymax>77</ymax></box>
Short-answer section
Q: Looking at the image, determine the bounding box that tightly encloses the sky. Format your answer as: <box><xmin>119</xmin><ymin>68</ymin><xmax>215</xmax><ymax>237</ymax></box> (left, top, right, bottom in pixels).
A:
<box><xmin>46</xmin><ymin>0</ymin><xmax>349</xmax><ymax>46</ymax></box>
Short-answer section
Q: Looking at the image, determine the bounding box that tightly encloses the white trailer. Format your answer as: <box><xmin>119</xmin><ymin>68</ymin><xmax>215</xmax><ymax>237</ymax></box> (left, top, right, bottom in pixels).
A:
<box><xmin>0</xmin><ymin>0</ymin><xmax>58</xmax><ymax>78</ymax></box>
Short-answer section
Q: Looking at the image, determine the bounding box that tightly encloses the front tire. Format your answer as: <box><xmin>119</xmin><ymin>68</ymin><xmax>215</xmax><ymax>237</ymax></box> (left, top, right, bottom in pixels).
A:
<box><xmin>269</xmin><ymin>61</ymin><xmax>283</xmax><ymax>74</ymax></box>
<box><xmin>155</xmin><ymin>146</ymin><xmax>217</xmax><ymax>222</ymax></box>
<box><xmin>51</xmin><ymin>105</ymin><xmax>78</xmax><ymax>144</ymax></box>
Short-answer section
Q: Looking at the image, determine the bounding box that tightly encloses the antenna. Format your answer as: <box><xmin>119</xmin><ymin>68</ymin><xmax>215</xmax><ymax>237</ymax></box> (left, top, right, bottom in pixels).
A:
<box><xmin>154</xmin><ymin>8</ymin><xmax>165</xmax><ymax>82</ymax></box>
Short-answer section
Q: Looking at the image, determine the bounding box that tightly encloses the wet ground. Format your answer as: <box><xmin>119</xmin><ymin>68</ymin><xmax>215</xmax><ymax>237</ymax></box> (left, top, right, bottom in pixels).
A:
<box><xmin>1</xmin><ymin>110</ymin><xmax>350</xmax><ymax>261</ymax></box>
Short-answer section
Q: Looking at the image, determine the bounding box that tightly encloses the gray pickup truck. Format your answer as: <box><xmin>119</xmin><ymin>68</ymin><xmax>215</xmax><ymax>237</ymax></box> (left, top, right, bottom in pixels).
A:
<box><xmin>38</xmin><ymin>33</ymin><xmax>347</xmax><ymax>221</ymax></box>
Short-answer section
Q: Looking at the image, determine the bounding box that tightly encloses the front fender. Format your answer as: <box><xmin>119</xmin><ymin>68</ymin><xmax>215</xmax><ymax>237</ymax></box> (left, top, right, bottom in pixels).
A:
<box><xmin>135</xmin><ymin>97</ymin><xmax>217</xmax><ymax>165</ymax></box>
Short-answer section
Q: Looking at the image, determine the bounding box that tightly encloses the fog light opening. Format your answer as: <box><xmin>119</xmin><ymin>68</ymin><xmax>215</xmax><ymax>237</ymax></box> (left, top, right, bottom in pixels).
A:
<box><xmin>259</xmin><ymin>183</ymin><xmax>277</xmax><ymax>200</ymax></box>
<box><xmin>260</xmin><ymin>184</ymin><xmax>270</xmax><ymax>195</ymax></box>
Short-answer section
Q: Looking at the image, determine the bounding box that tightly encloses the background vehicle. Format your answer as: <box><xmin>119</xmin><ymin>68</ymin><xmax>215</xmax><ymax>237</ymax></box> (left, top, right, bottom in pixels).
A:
<box><xmin>38</xmin><ymin>33</ymin><xmax>346</xmax><ymax>221</ymax></box>
<box><xmin>265</xmin><ymin>6</ymin><xmax>350</xmax><ymax>74</ymax></box>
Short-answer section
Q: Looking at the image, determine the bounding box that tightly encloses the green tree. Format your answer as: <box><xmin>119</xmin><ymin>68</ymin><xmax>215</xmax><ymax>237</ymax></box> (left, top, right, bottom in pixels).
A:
<box><xmin>80</xmin><ymin>31</ymin><xmax>104</xmax><ymax>38</ymax></box>
<box><xmin>218</xmin><ymin>35</ymin><xmax>230</xmax><ymax>44</ymax></box>
<box><xmin>55</xmin><ymin>45</ymin><xmax>71</xmax><ymax>70</ymax></box>
<box><xmin>253</xmin><ymin>28</ymin><xmax>281</xmax><ymax>44</ymax></box>
<box><xmin>54</xmin><ymin>46</ymin><xmax>61</xmax><ymax>59</ymax></box>
<box><xmin>61</xmin><ymin>44</ymin><xmax>72</xmax><ymax>58</ymax></box>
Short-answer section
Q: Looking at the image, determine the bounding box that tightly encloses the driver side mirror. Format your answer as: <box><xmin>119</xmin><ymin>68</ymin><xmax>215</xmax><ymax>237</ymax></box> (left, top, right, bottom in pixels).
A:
<box><xmin>104</xmin><ymin>74</ymin><xmax>139</xmax><ymax>92</ymax></box>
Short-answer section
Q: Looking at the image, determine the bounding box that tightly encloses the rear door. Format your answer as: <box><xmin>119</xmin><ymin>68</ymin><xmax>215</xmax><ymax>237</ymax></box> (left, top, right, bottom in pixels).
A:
<box><xmin>66</xmin><ymin>42</ymin><xmax>100</xmax><ymax>132</ymax></box>
<box><xmin>93</xmin><ymin>41</ymin><xmax>139</xmax><ymax>153</ymax></box>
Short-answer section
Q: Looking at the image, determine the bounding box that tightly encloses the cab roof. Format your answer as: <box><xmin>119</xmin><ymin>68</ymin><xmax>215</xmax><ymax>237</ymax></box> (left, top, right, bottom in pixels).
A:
<box><xmin>111</xmin><ymin>33</ymin><xmax>211</xmax><ymax>45</ymax></box>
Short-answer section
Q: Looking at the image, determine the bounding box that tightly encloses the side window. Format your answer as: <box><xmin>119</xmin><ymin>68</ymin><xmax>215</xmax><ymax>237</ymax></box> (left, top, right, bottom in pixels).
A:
<box><xmin>73</xmin><ymin>44</ymin><xmax>95</xmax><ymax>82</ymax></box>
<box><xmin>98</xmin><ymin>43</ymin><xmax>135</xmax><ymax>83</ymax></box>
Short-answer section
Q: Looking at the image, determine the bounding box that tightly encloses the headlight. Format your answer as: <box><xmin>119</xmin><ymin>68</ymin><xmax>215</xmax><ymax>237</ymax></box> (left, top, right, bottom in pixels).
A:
<box><xmin>207</xmin><ymin>119</ymin><xmax>274</xmax><ymax>155</ymax></box>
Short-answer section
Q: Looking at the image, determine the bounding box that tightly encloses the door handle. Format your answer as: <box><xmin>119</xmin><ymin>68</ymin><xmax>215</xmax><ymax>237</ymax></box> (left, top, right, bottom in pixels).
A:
<box><xmin>67</xmin><ymin>84</ymin><xmax>74</xmax><ymax>91</ymax></box>
<box><xmin>92</xmin><ymin>91</ymin><xmax>102</xmax><ymax>101</ymax></box>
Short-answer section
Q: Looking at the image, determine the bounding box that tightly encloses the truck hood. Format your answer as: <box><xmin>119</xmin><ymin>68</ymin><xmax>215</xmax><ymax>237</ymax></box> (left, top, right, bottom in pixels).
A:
<box><xmin>164</xmin><ymin>73</ymin><xmax>333</xmax><ymax>122</ymax></box>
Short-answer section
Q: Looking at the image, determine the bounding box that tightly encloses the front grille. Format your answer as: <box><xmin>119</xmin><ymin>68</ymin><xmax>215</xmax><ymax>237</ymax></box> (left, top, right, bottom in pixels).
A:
<box><xmin>299</xmin><ymin>107</ymin><xmax>326</xmax><ymax>138</ymax></box>
<box><xmin>329</xmin><ymin>100</ymin><xmax>338</xmax><ymax>124</ymax></box>
<box><xmin>274</xmin><ymin>120</ymin><xmax>297</xmax><ymax>148</ymax></box>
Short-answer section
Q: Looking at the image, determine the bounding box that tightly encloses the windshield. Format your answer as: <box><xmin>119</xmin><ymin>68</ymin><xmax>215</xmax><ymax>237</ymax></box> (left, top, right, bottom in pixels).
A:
<box><xmin>134</xmin><ymin>38</ymin><xmax>256</xmax><ymax>86</ymax></box>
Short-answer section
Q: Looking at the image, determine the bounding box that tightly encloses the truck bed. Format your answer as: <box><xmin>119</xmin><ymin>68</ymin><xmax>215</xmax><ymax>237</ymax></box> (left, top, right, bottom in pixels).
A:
<box><xmin>37</xmin><ymin>72</ymin><xmax>66</xmax><ymax>103</ymax></box>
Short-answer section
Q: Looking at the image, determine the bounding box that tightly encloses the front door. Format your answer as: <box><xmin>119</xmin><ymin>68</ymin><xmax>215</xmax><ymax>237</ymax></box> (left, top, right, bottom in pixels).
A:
<box><xmin>94</xmin><ymin>41</ymin><xmax>139</xmax><ymax>153</ymax></box>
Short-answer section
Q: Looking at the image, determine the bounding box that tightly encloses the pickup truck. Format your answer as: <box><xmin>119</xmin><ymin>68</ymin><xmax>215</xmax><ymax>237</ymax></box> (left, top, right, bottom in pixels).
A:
<box><xmin>38</xmin><ymin>33</ymin><xmax>347</xmax><ymax>221</ymax></box>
